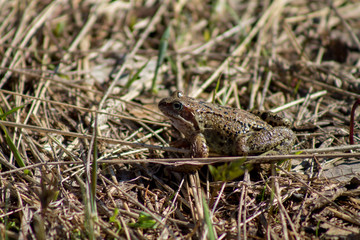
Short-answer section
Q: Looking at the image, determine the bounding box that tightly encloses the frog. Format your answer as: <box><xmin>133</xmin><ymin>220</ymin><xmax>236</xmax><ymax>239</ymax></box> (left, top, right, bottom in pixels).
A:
<box><xmin>158</xmin><ymin>90</ymin><xmax>295</xmax><ymax>163</ymax></box>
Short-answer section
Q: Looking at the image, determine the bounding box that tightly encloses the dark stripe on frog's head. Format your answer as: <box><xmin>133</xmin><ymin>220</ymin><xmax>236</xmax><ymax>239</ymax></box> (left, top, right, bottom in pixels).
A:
<box><xmin>180</xmin><ymin>104</ymin><xmax>200</xmax><ymax>131</ymax></box>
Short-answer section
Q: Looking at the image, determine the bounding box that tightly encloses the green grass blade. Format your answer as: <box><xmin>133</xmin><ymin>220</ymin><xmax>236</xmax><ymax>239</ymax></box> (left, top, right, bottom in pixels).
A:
<box><xmin>202</xmin><ymin>193</ymin><xmax>216</xmax><ymax>240</ymax></box>
<box><xmin>109</xmin><ymin>207</ymin><xmax>122</xmax><ymax>234</ymax></box>
<box><xmin>0</xmin><ymin>105</ymin><xmax>25</xmax><ymax>119</ymax></box>
<box><xmin>0</xmin><ymin>124</ymin><xmax>30</xmax><ymax>175</ymax></box>
<box><xmin>91</xmin><ymin>119</ymin><xmax>98</xmax><ymax>215</ymax></box>
<box><xmin>152</xmin><ymin>26</ymin><xmax>170</xmax><ymax>93</ymax></box>
<box><xmin>125</xmin><ymin>60</ymin><xmax>149</xmax><ymax>89</ymax></box>
<box><xmin>211</xmin><ymin>77</ymin><xmax>221</xmax><ymax>104</ymax></box>
<box><xmin>0</xmin><ymin>105</ymin><xmax>29</xmax><ymax>175</ymax></box>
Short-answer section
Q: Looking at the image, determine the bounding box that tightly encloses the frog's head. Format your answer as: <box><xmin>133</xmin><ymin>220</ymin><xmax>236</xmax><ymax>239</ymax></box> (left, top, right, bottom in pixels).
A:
<box><xmin>158</xmin><ymin>91</ymin><xmax>199</xmax><ymax>136</ymax></box>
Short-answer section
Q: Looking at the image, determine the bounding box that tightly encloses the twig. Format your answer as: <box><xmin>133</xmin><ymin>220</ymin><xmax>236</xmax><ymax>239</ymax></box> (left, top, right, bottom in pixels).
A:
<box><xmin>271</xmin><ymin>90</ymin><xmax>327</xmax><ymax>112</ymax></box>
<box><xmin>349</xmin><ymin>98</ymin><xmax>360</xmax><ymax>144</ymax></box>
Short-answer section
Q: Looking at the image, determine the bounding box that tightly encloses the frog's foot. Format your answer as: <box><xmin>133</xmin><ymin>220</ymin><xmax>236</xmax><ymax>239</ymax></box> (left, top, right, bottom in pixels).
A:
<box><xmin>190</xmin><ymin>133</ymin><xmax>209</xmax><ymax>158</ymax></box>
<box><xmin>266</xmin><ymin>136</ymin><xmax>294</xmax><ymax>155</ymax></box>
<box><xmin>168</xmin><ymin>134</ymin><xmax>209</xmax><ymax>173</ymax></box>
<box><xmin>236</xmin><ymin>127</ymin><xmax>295</xmax><ymax>155</ymax></box>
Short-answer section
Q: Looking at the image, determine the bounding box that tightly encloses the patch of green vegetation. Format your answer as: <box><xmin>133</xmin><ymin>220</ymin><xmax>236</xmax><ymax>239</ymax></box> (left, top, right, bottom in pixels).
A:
<box><xmin>109</xmin><ymin>208</ymin><xmax>122</xmax><ymax>234</ymax></box>
<box><xmin>128</xmin><ymin>212</ymin><xmax>157</xmax><ymax>229</ymax></box>
<box><xmin>53</xmin><ymin>21</ymin><xmax>65</xmax><ymax>37</ymax></box>
<box><xmin>209</xmin><ymin>158</ymin><xmax>252</xmax><ymax>181</ymax></box>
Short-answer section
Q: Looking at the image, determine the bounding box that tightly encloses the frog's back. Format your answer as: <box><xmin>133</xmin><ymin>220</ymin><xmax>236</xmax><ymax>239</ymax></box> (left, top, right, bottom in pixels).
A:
<box><xmin>192</xmin><ymin>101</ymin><xmax>271</xmax><ymax>155</ymax></box>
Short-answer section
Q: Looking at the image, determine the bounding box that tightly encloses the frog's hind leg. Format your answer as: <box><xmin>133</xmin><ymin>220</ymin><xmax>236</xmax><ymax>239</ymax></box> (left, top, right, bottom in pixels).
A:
<box><xmin>235</xmin><ymin>127</ymin><xmax>295</xmax><ymax>155</ymax></box>
<box><xmin>261</xmin><ymin>129</ymin><xmax>295</xmax><ymax>156</ymax></box>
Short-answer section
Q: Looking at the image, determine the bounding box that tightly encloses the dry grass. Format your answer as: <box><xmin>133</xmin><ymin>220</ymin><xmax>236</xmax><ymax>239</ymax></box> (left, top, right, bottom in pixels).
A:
<box><xmin>1</xmin><ymin>0</ymin><xmax>360</xmax><ymax>239</ymax></box>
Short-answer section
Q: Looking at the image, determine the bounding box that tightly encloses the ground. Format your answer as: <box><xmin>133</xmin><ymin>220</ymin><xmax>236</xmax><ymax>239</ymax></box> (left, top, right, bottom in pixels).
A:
<box><xmin>0</xmin><ymin>0</ymin><xmax>360</xmax><ymax>239</ymax></box>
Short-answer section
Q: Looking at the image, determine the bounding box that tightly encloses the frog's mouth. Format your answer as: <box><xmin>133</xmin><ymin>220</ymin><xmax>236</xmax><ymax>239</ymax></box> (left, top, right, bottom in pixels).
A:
<box><xmin>170</xmin><ymin>115</ymin><xmax>197</xmax><ymax>136</ymax></box>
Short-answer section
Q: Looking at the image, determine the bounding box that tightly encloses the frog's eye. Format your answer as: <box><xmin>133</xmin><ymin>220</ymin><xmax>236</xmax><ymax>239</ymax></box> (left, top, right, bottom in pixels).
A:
<box><xmin>173</xmin><ymin>101</ymin><xmax>183</xmax><ymax>111</ymax></box>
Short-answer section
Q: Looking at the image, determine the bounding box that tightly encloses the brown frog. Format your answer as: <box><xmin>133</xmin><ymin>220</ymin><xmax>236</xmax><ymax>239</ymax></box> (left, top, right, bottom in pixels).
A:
<box><xmin>158</xmin><ymin>91</ymin><xmax>295</xmax><ymax>160</ymax></box>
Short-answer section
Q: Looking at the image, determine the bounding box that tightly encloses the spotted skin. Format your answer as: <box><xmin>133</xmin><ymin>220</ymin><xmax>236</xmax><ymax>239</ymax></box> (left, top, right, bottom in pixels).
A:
<box><xmin>158</xmin><ymin>91</ymin><xmax>295</xmax><ymax>162</ymax></box>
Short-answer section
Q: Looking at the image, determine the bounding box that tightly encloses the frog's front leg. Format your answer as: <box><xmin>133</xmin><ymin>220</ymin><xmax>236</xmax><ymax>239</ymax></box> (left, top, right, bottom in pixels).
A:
<box><xmin>236</xmin><ymin>127</ymin><xmax>295</xmax><ymax>155</ymax></box>
<box><xmin>190</xmin><ymin>133</ymin><xmax>209</xmax><ymax>158</ymax></box>
<box><xmin>171</xmin><ymin>133</ymin><xmax>208</xmax><ymax>172</ymax></box>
